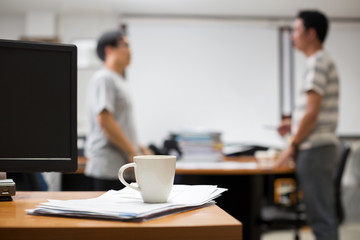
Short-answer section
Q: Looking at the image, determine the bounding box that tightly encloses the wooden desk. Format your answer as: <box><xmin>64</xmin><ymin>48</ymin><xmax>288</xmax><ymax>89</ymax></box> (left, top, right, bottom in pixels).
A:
<box><xmin>0</xmin><ymin>192</ymin><xmax>242</xmax><ymax>240</ymax></box>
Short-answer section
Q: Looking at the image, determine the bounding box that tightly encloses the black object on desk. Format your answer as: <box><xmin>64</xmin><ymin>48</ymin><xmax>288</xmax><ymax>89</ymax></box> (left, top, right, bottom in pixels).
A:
<box><xmin>0</xmin><ymin>179</ymin><xmax>16</xmax><ymax>201</ymax></box>
<box><xmin>224</xmin><ymin>145</ymin><xmax>268</xmax><ymax>157</ymax></box>
<box><xmin>149</xmin><ymin>134</ymin><xmax>182</xmax><ymax>157</ymax></box>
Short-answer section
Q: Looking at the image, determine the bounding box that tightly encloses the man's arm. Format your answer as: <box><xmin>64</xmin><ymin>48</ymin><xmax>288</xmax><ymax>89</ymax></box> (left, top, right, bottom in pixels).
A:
<box><xmin>291</xmin><ymin>90</ymin><xmax>322</xmax><ymax>146</ymax></box>
<box><xmin>97</xmin><ymin>109</ymin><xmax>138</xmax><ymax>161</ymax></box>
<box><xmin>275</xmin><ymin>90</ymin><xmax>322</xmax><ymax>167</ymax></box>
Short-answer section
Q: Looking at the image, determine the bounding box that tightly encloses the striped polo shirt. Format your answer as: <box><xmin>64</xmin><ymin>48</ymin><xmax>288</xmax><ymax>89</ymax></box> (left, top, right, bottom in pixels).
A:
<box><xmin>292</xmin><ymin>50</ymin><xmax>339</xmax><ymax>150</ymax></box>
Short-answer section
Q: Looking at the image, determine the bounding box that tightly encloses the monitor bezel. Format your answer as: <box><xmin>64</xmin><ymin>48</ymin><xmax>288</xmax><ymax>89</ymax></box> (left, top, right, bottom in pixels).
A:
<box><xmin>0</xmin><ymin>39</ymin><xmax>77</xmax><ymax>172</ymax></box>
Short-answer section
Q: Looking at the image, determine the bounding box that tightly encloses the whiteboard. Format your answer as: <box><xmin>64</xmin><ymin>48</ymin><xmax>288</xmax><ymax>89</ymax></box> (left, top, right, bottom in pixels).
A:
<box><xmin>294</xmin><ymin>22</ymin><xmax>360</xmax><ymax>136</ymax></box>
<box><xmin>126</xmin><ymin>19</ymin><xmax>283</xmax><ymax>146</ymax></box>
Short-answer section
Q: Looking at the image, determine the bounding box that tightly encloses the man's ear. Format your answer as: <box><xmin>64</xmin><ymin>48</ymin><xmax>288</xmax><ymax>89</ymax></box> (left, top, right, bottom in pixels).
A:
<box><xmin>104</xmin><ymin>45</ymin><xmax>113</xmax><ymax>57</ymax></box>
<box><xmin>307</xmin><ymin>28</ymin><xmax>318</xmax><ymax>42</ymax></box>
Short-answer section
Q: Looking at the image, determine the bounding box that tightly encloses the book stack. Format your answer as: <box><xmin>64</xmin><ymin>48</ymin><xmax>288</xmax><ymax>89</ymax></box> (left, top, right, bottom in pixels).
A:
<box><xmin>177</xmin><ymin>131</ymin><xmax>223</xmax><ymax>162</ymax></box>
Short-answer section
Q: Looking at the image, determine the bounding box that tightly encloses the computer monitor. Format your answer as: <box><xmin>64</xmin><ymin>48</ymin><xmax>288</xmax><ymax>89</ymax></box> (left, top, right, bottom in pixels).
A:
<box><xmin>0</xmin><ymin>39</ymin><xmax>77</xmax><ymax>174</ymax></box>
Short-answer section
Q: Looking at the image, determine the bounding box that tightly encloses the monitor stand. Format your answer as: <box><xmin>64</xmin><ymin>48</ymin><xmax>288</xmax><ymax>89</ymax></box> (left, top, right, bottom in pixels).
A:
<box><xmin>0</xmin><ymin>172</ymin><xmax>15</xmax><ymax>201</ymax></box>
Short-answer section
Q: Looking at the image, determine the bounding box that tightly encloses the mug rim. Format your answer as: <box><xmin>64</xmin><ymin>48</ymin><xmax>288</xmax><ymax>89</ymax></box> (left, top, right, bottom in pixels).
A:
<box><xmin>134</xmin><ymin>155</ymin><xmax>176</xmax><ymax>160</ymax></box>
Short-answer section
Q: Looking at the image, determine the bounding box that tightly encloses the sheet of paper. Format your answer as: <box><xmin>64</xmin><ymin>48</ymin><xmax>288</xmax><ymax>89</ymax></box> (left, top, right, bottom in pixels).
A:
<box><xmin>26</xmin><ymin>185</ymin><xmax>227</xmax><ymax>221</ymax></box>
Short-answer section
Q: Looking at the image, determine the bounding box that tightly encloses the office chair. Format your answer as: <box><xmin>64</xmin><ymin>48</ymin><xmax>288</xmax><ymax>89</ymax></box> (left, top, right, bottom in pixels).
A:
<box><xmin>260</xmin><ymin>142</ymin><xmax>351</xmax><ymax>240</ymax></box>
<box><xmin>334</xmin><ymin>142</ymin><xmax>351</xmax><ymax>224</ymax></box>
<box><xmin>260</xmin><ymin>177</ymin><xmax>306</xmax><ymax>240</ymax></box>
<box><xmin>344</xmin><ymin>142</ymin><xmax>360</xmax><ymax>220</ymax></box>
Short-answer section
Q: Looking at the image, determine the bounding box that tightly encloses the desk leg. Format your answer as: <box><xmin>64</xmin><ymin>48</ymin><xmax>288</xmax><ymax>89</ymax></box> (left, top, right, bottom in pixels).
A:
<box><xmin>248</xmin><ymin>175</ymin><xmax>263</xmax><ymax>240</ymax></box>
<box><xmin>176</xmin><ymin>174</ymin><xmax>263</xmax><ymax>240</ymax></box>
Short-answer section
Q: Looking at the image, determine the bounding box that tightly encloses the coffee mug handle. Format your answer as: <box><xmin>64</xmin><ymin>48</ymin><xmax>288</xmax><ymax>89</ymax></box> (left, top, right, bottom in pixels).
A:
<box><xmin>118</xmin><ymin>163</ymin><xmax>140</xmax><ymax>192</ymax></box>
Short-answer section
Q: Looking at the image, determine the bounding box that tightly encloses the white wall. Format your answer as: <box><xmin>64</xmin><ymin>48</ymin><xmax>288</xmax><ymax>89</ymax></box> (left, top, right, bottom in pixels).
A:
<box><xmin>0</xmin><ymin>14</ymin><xmax>25</xmax><ymax>39</ymax></box>
<box><xmin>328</xmin><ymin>23</ymin><xmax>360</xmax><ymax>136</ymax></box>
<box><xmin>25</xmin><ymin>12</ymin><xmax>56</xmax><ymax>38</ymax></box>
<box><xmin>126</xmin><ymin>19</ymin><xmax>281</xmax><ymax>146</ymax></box>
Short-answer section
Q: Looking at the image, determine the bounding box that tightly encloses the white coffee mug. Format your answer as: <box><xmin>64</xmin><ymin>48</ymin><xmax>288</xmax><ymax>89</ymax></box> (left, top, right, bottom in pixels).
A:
<box><xmin>118</xmin><ymin>155</ymin><xmax>176</xmax><ymax>203</ymax></box>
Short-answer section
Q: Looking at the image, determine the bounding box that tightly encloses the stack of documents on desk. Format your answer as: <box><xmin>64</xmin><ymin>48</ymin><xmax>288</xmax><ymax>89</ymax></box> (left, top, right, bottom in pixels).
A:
<box><xmin>26</xmin><ymin>185</ymin><xmax>227</xmax><ymax>221</ymax></box>
<box><xmin>178</xmin><ymin>131</ymin><xmax>223</xmax><ymax>162</ymax></box>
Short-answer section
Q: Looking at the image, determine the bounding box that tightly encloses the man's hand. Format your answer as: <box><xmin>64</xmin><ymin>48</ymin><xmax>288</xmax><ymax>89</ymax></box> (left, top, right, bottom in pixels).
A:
<box><xmin>139</xmin><ymin>144</ymin><xmax>153</xmax><ymax>155</ymax></box>
<box><xmin>274</xmin><ymin>145</ymin><xmax>296</xmax><ymax>168</ymax></box>
<box><xmin>277</xmin><ymin>118</ymin><xmax>292</xmax><ymax>137</ymax></box>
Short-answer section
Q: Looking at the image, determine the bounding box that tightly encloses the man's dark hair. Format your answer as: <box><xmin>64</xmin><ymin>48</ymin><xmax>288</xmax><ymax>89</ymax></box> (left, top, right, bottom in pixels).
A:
<box><xmin>96</xmin><ymin>30</ymin><xmax>124</xmax><ymax>61</ymax></box>
<box><xmin>298</xmin><ymin>10</ymin><xmax>329</xmax><ymax>43</ymax></box>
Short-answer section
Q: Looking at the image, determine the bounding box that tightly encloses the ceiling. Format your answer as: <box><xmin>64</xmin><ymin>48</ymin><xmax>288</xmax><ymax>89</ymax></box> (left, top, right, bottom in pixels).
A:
<box><xmin>1</xmin><ymin>0</ymin><xmax>360</xmax><ymax>18</ymax></box>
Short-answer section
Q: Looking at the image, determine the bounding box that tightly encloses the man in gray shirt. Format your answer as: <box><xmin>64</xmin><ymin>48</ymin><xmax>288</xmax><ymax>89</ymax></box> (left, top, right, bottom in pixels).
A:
<box><xmin>276</xmin><ymin>11</ymin><xmax>339</xmax><ymax>240</ymax></box>
<box><xmin>85</xmin><ymin>30</ymin><xmax>151</xmax><ymax>190</ymax></box>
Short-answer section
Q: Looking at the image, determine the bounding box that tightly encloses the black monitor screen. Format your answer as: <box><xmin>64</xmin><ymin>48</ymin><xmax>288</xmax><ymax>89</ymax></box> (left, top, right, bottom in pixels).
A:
<box><xmin>0</xmin><ymin>39</ymin><xmax>77</xmax><ymax>172</ymax></box>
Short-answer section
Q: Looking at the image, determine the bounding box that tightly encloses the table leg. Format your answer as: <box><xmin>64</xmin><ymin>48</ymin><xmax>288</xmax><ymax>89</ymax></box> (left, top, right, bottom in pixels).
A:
<box><xmin>176</xmin><ymin>174</ymin><xmax>264</xmax><ymax>240</ymax></box>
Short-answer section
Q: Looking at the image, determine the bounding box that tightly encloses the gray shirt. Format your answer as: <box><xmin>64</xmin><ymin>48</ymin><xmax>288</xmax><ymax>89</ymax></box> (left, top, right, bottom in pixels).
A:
<box><xmin>84</xmin><ymin>67</ymin><xmax>138</xmax><ymax>180</ymax></box>
<box><xmin>292</xmin><ymin>50</ymin><xmax>339</xmax><ymax>150</ymax></box>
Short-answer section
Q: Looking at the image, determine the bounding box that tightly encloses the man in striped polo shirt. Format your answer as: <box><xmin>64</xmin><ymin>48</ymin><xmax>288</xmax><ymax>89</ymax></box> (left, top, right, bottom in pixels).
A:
<box><xmin>275</xmin><ymin>10</ymin><xmax>339</xmax><ymax>240</ymax></box>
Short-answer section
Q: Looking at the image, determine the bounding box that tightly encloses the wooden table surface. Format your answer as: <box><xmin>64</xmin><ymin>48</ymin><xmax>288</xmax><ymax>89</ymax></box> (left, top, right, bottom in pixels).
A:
<box><xmin>0</xmin><ymin>191</ymin><xmax>242</xmax><ymax>240</ymax></box>
<box><xmin>75</xmin><ymin>156</ymin><xmax>294</xmax><ymax>175</ymax></box>
<box><xmin>176</xmin><ymin>156</ymin><xmax>294</xmax><ymax>175</ymax></box>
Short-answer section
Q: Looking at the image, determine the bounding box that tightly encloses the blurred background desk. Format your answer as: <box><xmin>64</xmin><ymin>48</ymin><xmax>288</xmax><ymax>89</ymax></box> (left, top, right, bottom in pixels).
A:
<box><xmin>176</xmin><ymin>156</ymin><xmax>293</xmax><ymax>175</ymax></box>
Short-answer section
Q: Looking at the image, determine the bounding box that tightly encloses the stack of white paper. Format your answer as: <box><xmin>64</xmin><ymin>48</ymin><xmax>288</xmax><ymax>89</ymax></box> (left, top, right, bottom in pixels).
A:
<box><xmin>177</xmin><ymin>131</ymin><xmax>223</xmax><ymax>162</ymax></box>
<box><xmin>26</xmin><ymin>185</ymin><xmax>227</xmax><ymax>221</ymax></box>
